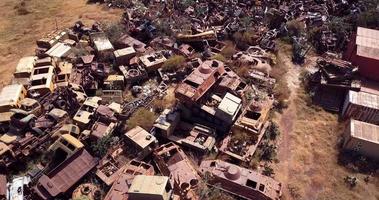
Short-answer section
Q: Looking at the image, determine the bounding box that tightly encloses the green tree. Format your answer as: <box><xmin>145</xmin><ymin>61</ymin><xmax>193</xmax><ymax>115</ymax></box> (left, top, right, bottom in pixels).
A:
<box><xmin>91</xmin><ymin>135</ymin><xmax>114</xmax><ymax>157</ymax></box>
<box><xmin>262</xmin><ymin>164</ymin><xmax>275</xmax><ymax>177</ymax></box>
<box><xmin>211</xmin><ymin>54</ymin><xmax>227</xmax><ymax>63</ymax></box>
<box><xmin>103</xmin><ymin>22</ymin><xmax>127</xmax><ymax>43</ymax></box>
<box><xmin>161</xmin><ymin>55</ymin><xmax>186</xmax><ymax>72</ymax></box>
<box><xmin>286</xmin><ymin>20</ymin><xmax>305</xmax><ymax>37</ymax></box>
<box><xmin>127</xmin><ymin>108</ymin><xmax>157</xmax><ymax>131</ymax></box>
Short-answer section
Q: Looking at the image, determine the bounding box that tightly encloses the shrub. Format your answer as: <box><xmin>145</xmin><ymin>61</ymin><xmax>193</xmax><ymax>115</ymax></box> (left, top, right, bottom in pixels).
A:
<box><xmin>235</xmin><ymin>65</ymin><xmax>250</xmax><ymax>78</ymax></box>
<box><xmin>90</xmin><ymin>135</ymin><xmax>114</xmax><ymax>157</ymax></box>
<box><xmin>286</xmin><ymin>20</ymin><xmax>304</xmax><ymax>37</ymax></box>
<box><xmin>161</xmin><ymin>55</ymin><xmax>186</xmax><ymax>72</ymax></box>
<box><xmin>260</xmin><ymin>143</ymin><xmax>277</xmax><ymax>161</ymax></box>
<box><xmin>15</xmin><ymin>1</ymin><xmax>30</xmax><ymax>15</ymax></box>
<box><xmin>262</xmin><ymin>164</ymin><xmax>275</xmax><ymax>177</ymax></box>
<box><xmin>265</xmin><ymin>122</ymin><xmax>280</xmax><ymax>140</ymax></box>
<box><xmin>103</xmin><ymin>22</ymin><xmax>127</xmax><ymax>44</ymax></box>
<box><xmin>127</xmin><ymin>108</ymin><xmax>157</xmax><ymax>131</ymax></box>
<box><xmin>220</xmin><ymin>42</ymin><xmax>236</xmax><ymax>58</ymax></box>
<box><xmin>211</xmin><ymin>54</ymin><xmax>226</xmax><ymax>63</ymax></box>
<box><xmin>357</xmin><ymin>9</ymin><xmax>379</xmax><ymax>28</ymax></box>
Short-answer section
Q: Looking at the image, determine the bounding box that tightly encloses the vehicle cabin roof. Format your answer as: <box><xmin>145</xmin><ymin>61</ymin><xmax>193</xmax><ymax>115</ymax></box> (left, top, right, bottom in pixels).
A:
<box><xmin>356</xmin><ymin>27</ymin><xmax>379</xmax><ymax>60</ymax></box>
<box><xmin>37</xmin><ymin>30</ymin><xmax>67</xmax><ymax>48</ymax></box>
<box><xmin>349</xmin><ymin>119</ymin><xmax>379</xmax><ymax>145</ymax></box>
<box><xmin>31</xmin><ymin>65</ymin><xmax>55</xmax><ymax>80</ymax></box>
<box><xmin>61</xmin><ymin>134</ymin><xmax>84</xmax><ymax>149</ymax></box>
<box><xmin>218</xmin><ymin>93</ymin><xmax>242</xmax><ymax>116</ymax></box>
<box><xmin>114</xmin><ymin>47</ymin><xmax>136</xmax><ymax>57</ymax></box>
<box><xmin>55</xmin><ymin>124</ymin><xmax>80</xmax><ymax>136</ymax></box>
<box><xmin>83</xmin><ymin>97</ymin><xmax>102</xmax><ymax>108</ymax></box>
<box><xmin>49</xmin><ymin>108</ymin><xmax>67</xmax><ymax>119</ymax></box>
<box><xmin>46</xmin><ymin>42</ymin><xmax>72</xmax><ymax>58</ymax></box>
<box><xmin>0</xmin><ymin>84</ymin><xmax>25</xmax><ymax>107</ymax></box>
<box><xmin>15</xmin><ymin>56</ymin><xmax>37</xmax><ymax>74</ymax></box>
<box><xmin>91</xmin><ymin>32</ymin><xmax>114</xmax><ymax>52</ymax></box>
<box><xmin>125</xmin><ymin>126</ymin><xmax>156</xmax><ymax>149</ymax></box>
<box><xmin>58</xmin><ymin>62</ymin><xmax>73</xmax><ymax>75</ymax></box>
<box><xmin>0</xmin><ymin>142</ymin><xmax>10</xmax><ymax>155</ymax></box>
<box><xmin>348</xmin><ymin>90</ymin><xmax>379</xmax><ymax>110</ymax></box>
<box><xmin>106</xmin><ymin>75</ymin><xmax>125</xmax><ymax>82</ymax></box>
<box><xmin>35</xmin><ymin>57</ymin><xmax>55</xmax><ymax>67</ymax></box>
<box><xmin>200</xmin><ymin>160</ymin><xmax>282</xmax><ymax>200</ymax></box>
<box><xmin>20</xmin><ymin>98</ymin><xmax>38</xmax><ymax>107</ymax></box>
<box><xmin>74</xmin><ymin>110</ymin><xmax>92</xmax><ymax>124</ymax></box>
<box><xmin>139</xmin><ymin>51</ymin><xmax>167</xmax><ymax>68</ymax></box>
<box><xmin>128</xmin><ymin>175</ymin><xmax>169</xmax><ymax>197</ymax></box>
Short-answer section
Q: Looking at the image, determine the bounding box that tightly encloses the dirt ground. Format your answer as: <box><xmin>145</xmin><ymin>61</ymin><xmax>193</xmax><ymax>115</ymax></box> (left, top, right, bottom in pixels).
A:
<box><xmin>272</xmin><ymin>43</ymin><xmax>379</xmax><ymax>200</ymax></box>
<box><xmin>0</xmin><ymin>0</ymin><xmax>122</xmax><ymax>88</ymax></box>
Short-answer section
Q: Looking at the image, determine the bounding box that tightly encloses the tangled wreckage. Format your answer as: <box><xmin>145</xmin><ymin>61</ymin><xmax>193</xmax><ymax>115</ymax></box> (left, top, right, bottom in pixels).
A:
<box><xmin>1</xmin><ymin>0</ymin><xmax>379</xmax><ymax>199</ymax></box>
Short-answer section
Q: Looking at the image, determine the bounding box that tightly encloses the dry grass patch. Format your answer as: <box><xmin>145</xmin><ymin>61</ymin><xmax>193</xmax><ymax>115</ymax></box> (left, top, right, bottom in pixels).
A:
<box><xmin>275</xmin><ymin>86</ymin><xmax>379</xmax><ymax>200</ymax></box>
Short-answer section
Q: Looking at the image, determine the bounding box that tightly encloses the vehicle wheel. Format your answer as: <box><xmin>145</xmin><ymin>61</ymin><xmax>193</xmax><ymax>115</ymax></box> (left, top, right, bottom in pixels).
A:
<box><xmin>0</xmin><ymin>125</ymin><xmax>8</xmax><ymax>133</ymax></box>
<box><xmin>28</xmin><ymin>119</ymin><xmax>36</xmax><ymax>129</ymax></box>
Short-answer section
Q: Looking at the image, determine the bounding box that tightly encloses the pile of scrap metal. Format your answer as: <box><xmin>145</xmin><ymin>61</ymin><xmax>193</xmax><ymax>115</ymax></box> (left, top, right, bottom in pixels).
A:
<box><xmin>153</xmin><ymin>143</ymin><xmax>201</xmax><ymax>200</ymax></box>
<box><xmin>199</xmin><ymin>160</ymin><xmax>282</xmax><ymax>200</ymax></box>
<box><xmin>0</xmin><ymin>1</ymin><xmax>306</xmax><ymax>198</ymax></box>
<box><xmin>33</xmin><ymin>134</ymin><xmax>98</xmax><ymax>200</ymax></box>
<box><xmin>292</xmin><ymin>36</ymin><xmax>311</xmax><ymax>64</ymax></box>
<box><xmin>309</xmin><ymin>53</ymin><xmax>361</xmax><ymax>112</ymax></box>
<box><xmin>103</xmin><ymin>160</ymin><xmax>155</xmax><ymax>199</ymax></box>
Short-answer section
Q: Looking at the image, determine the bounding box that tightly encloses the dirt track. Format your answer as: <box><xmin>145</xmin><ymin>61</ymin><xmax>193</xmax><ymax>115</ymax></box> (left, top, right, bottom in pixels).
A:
<box><xmin>273</xmin><ymin>46</ymin><xmax>379</xmax><ymax>200</ymax></box>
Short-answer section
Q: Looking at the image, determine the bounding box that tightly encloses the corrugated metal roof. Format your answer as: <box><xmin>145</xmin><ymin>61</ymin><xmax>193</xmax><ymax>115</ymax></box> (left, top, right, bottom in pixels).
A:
<box><xmin>46</xmin><ymin>42</ymin><xmax>72</xmax><ymax>58</ymax></box>
<box><xmin>357</xmin><ymin>27</ymin><xmax>379</xmax><ymax>40</ymax></box>
<box><xmin>349</xmin><ymin>90</ymin><xmax>379</xmax><ymax>109</ymax></box>
<box><xmin>356</xmin><ymin>27</ymin><xmax>379</xmax><ymax>60</ymax></box>
<box><xmin>351</xmin><ymin>119</ymin><xmax>379</xmax><ymax>144</ymax></box>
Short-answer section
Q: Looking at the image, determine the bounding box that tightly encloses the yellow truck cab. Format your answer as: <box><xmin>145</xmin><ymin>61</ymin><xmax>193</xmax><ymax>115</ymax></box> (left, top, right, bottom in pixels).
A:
<box><xmin>28</xmin><ymin>65</ymin><xmax>55</xmax><ymax>98</ymax></box>
<box><xmin>12</xmin><ymin>56</ymin><xmax>37</xmax><ymax>86</ymax></box>
<box><xmin>49</xmin><ymin>134</ymin><xmax>84</xmax><ymax>160</ymax></box>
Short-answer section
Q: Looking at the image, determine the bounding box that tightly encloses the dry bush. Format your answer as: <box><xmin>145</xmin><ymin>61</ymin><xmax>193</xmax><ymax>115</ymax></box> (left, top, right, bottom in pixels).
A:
<box><xmin>103</xmin><ymin>21</ymin><xmax>127</xmax><ymax>43</ymax></box>
<box><xmin>287</xmin><ymin>183</ymin><xmax>302</xmax><ymax>199</ymax></box>
<box><xmin>14</xmin><ymin>1</ymin><xmax>30</xmax><ymax>15</ymax></box>
<box><xmin>235</xmin><ymin>65</ymin><xmax>250</xmax><ymax>78</ymax></box>
<box><xmin>152</xmin><ymin>99</ymin><xmax>165</xmax><ymax>112</ymax></box>
<box><xmin>286</xmin><ymin>20</ymin><xmax>305</xmax><ymax>37</ymax></box>
<box><xmin>161</xmin><ymin>55</ymin><xmax>186</xmax><ymax>72</ymax></box>
<box><xmin>127</xmin><ymin>108</ymin><xmax>157</xmax><ymax>131</ymax></box>
<box><xmin>211</xmin><ymin>54</ymin><xmax>226</xmax><ymax>63</ymax></box>
<box><xmin>220</xmin><ymin>41</ymin><xmax>236</xmax><ymax>58</ymax></box>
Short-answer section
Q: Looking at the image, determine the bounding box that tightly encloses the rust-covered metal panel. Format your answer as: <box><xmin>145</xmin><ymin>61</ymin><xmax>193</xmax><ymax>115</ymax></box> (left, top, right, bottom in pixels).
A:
<box><xmin>199</xmin><ymin>160</ymin><xmax>282</xmax><ymax>200</ymax></box>
<box><xmin>33</xmin><ymin>149</ymin><xmax>98</xmax><ymax>199</ymax></box>
<box><xmin>153</xmin><ymin>143</ymin><xmax>200</xmax><ymax>200</ymax></box>
<box><xmin>103</xmin><ymin>160</ymin><xmax>154</xmax><ymax>200</ymax></box>
<box><xmin>175</xmin><ymin>60</ymin><xmax>225</xmax><ymax>104</ymax></box>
